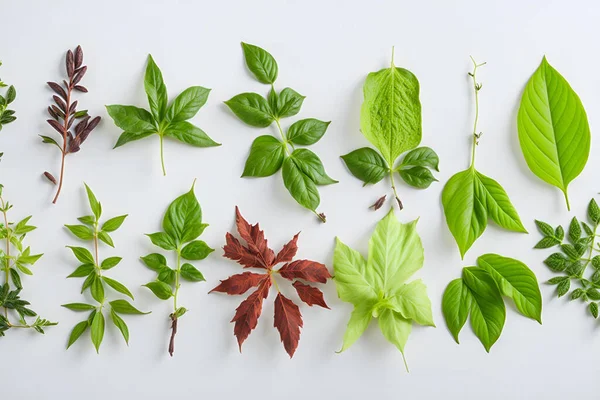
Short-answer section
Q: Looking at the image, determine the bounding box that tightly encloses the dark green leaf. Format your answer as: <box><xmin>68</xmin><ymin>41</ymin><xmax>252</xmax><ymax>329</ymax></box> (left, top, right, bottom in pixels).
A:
<box><xmin>547</xmin><ymin>276</ymin><xmax>567</xmax><ymax>285</ymax></box>
<box><xmin>158</xmin><ymin>267</ymin><xmax>176</xmax><ymax>285</ymax></box>
<box><xmin>341</xmin><ymin>147</ymin><xmax>388</xmax><ymax>185</ymax></box>
<box><xmin>589</xmin><ymin>199</ymin><xmax>600</xmax><ymax>224</ymax></box>
<box><xmin>587</xmin><ymin>288</ymin><xmax>600</xmax><ymax>301</ymax></box>
<box><xmin>165</xmin><ymin>86</ymin><xmax>210</xmax><ymax>123</ymax></box>
<box><xmin>9</xmin><ymin>268</ymin><xmax>21</xmax><ymax>289</ymax></box>
<box><xmin>81</xmin><ymin>272</ymin><xmax>96</xmax><ymax>292</ymax></box>
<box><xmin>241</xmin><ymin>42</ymin><xmax>278</xmax><ymax>84</ymax></box>
<box><xmin>106</xmin><ymin>105</ymin><xmax>157</xmax><ymax>137</ymax></box>
<box><xmin>164</xmin><ymin>121</ymin><xmax>220</xmax><ymax>147</ymax></box>
<box><xmin>282</xmin><ymin>156</ymin><xmax>320</xmax><ymax>211</ymax></box>
<box><xmin>146</xmin><ymin>232</ymin><xmax>177</xmax><ymax>250</ymax></box>
<box><xmin>100</xmin><ymin>257</ymin><xmax>121</xmax><ymax>270</ymax></box>
<box><xmin>68</xmin><ymin>263</ymin><xmax>95</xmax><ymax>278</ymax></box>
<box><xmin>163</xmin><ymin>182</ymin><xmax>204</xmax><ymax>244</ymax></box>
<box><xmin>590</xmin><ymin>302</ymin><xmax>598</xmax><ymax>319</ymax></box>
<box><xmin>592</xmin><ymin>255</ymin><xmax>600</xmax><ymax>269</ymax></box>
<box><xmin>91</xmin><ymin>276</ymin><xmax>104</xmax><ymax>303</ymax></box>
<box><xmin>224</xmin><ymin>93</ymin><xmax>273</xmax><ymax>128</ymax></box>
<box><xmin>66</xmin><ymin>320</ymin><xmax>89</xmax><ymax>349</ymax></box>
<box><xmin>273</xmin><ymin>87</ymin><xmax>304</xmax><ymax>118</ymax></box>
<box><xmin>39</xmin><ymin>135</ymin><xmax>61</xmax><ymax>149</ymax></box>
<box><xmin>399</xmin><ymin>146</ymin><xmax>440</xmax><ymax>171</ymax></box>
<box><xmin>181</xmin><ymin>240</ymin><xmax>213</xmax><ymax>261</ymax></box>
<box><xmin>555</xmin><ymin>226</ymin><xmax>564</xmax><ymax>241</ymax></box>
<box><xmin>582</xmin><ymin>222</ymin><xmax>594</xmax><ymax>236</ymax></box>
<box><xmin>534</xmin><ymin>220</ymin><xmax>554</xmax><ymax>237</ymax></box>
<box><xmin>568</xmin><ymin>217</ymin><xmax>581</xmax><ymax>243</ymax></box>
<box><xmin>110</xmin><ymin>308</ymin><xmax>129</xmax><ymax>344</ymax></box>
<box><xmin>113</xmin><ymin>130</ymin><xmax>155</xmax><ymax>148</ymax></box>
<box><xmin>62</xmin><ymin>303</ymin><xmax>96</xmax><ymax>311</ymax></box>
<box><xmin>101</xmin><ymin>215</ymin><xmax>127</xmax><ymax>232</ymax></box>
<box><xmin>144</xmin><ymin>281</ymin><xmax>172</xmax><ymax>300</ymax></box>
<box><xmin>289</xmin><ymin>148</ymin><xmax>337</xmax><ymax>185</ymax></box>
<box><xmin>242</xmin><ymin>135</ymin><xmax>285</xmax><ymax>177</ymax></box>
<box><xmin>561</xmin><ymin>244</ymin><xmax>583</xmax><ymax>260</ymax></box>
<box><xmin>144</xmin><ymin>54</ymin><xmax>168</xmax><ymax>121</ymax></box>
<box><xmin>557</xmin><ymin>279</ymin><xmax>570</xmax><ymax>297</ymax></box>
<box><xmin>91</xmin><ymin>311</ymin><xmax>105</xmax><ymax>353</ymax></box>
<box><xmin>286</xmin><ymin>118</ymin><xmax>329</xmax><ymax>145</ymax></box>
<box><xmin>398</xmin><ymin>166</ymin><xmax>438</xmax><ymax>189</ymax></box>
<box><xmin>180</xmin><ymin>263</ymin><xmax>205</xmax><ymax>282</ymax></box>
<box><xmin>534</xmin><ymin>237</ymin><xmax>560</xmax><ymax>249</ymax></box>
<box><xmin>571</xmin><ymin>288</ymin><xmax>584</xmax><ymax>300</ymax></box>
<box><xmin>6</xmin><ymin>86</ymin><xmax>16</xmax><ymax>104</ymax></box>
<box><xmin>140</xmin><ymin>253</ymin><xmax>167</xmax><ymax>271</ymax></box>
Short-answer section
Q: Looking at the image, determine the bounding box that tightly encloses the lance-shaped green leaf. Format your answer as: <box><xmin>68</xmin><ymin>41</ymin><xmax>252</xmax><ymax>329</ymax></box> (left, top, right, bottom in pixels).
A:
<box><xmin>517</xmin><ymin>57</ymin><xmax>590</xmax><ymax>210</ymax></box>
<box><xmin>241</xmin><ymin>42</ymin><xmax>278</xmax><ymax>84</ymax></box>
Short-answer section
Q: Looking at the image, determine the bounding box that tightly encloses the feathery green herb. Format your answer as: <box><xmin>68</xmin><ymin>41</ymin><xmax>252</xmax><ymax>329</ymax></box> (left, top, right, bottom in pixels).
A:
<box><xmin>63</xmin><ymin>184</ymin><xmax>148</xmax><ymax>352</ymax></box>
<box><xmin>0</xmin><ymin>185</ymin><xmax>56</xmax><ymax>336</ymax></box>
<box><xmin>0</xmin><ymin>61</ymin><xmax>17</xmax><ymax>138</ymax></box>
<box><xmin>225</xmin><ymin>43</ymin><xmax>336</xmax><ymax>223</ymax></box>
<box><xmin>106</xmin><ymin>55</ymin><xmax>220</xmax><ymax>176</ymax></box>
<box><xmin>534</xmin><ymin>199</ymin><xmax>600</xmax><ymax>319</ymax></box>
<box><xmin>341</xmin><ymin>48</ymin><xmax>439</xmax><ymax>210</ymax></box>
<box><xmin>141</xmin><ymin>181</ymin><xmax>212</xmax><ymax>356</ymax></box>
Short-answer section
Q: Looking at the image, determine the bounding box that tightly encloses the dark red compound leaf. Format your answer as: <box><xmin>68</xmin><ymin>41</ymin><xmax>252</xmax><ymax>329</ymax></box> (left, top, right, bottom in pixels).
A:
<box><xmin>231</xmin><ymin>278</ymin><xmax>271</xmax><ymax>351</ymax></box>
<box><xmin>273</xmin><ymin>233</ymin><xmax>299</xmax><ymax>264</ymax></box>
<box><xmin>278</xmin><ymin>260</ymin><xmax>332</xmax><ymax>284</ymax></box>
<box><xmin>274</xmin><ymin>293</ymin><xmax>303</xmax><ymax>358</ymax></box>
<box><xmin>210</xmin><ymin>272</ymin><xmax>268</xmax><ymax>295</ymax></box>
<box><xmin>223</xmin><ymin>232</ymin><xmax>264</xmax><ymax>269</ymax></box>
<box><xmin>235</xmin><ymin>206</ymin><xmax>275</xmax><ymax>267</ymax></box>
<box><xmin>292</xmin><ymin>281</ymin><xmax>329</xmax><ymax>309</ymax></box>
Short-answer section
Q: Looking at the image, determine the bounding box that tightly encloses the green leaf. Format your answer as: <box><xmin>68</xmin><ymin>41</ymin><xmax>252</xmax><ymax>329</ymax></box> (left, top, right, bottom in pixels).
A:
<box><xmin>84</xmin><ymin>184</ymin><xmax>102</xmax><ymax>219</ymax></box>
<box><xmin>78</xmin><ymin>215</ymin><xmax>96</xmax><ymax>226</ymax></box>
<box><xmin>242</xmin><ymin>135</ymin><xmax>285</xmax><ymax>177</ymax></box>
<box><xmin>62</xmin><ymin>303</ymin><xmax>95</xmax><ymax>311</ymax></box>
<box><xmin>146</xmin><ymin>232</ymin><xmax>176</xmax><ymax>250</ymax></box>
<box><xmin>544</xmin><ymin>253</ymin><xmax>567</xmax><ymax>272</ymax></box>
<box><xmin>225</xmin><ymin>93</ymin><xmax>273</xmax><ymax>128</ymax></box>
<box><xmin>180</xmin><ymin>240</ymin><xmax>213</xmax><ymax>261</ymax></box>
<box><xmin>378</xmin><ymin>308</ymin><xmax>412</xmax><ymax>364</ymax></box>
<box><xmin>568</xmin><ymin>217</ymin><xmax>581</xmax><ymax>243</ymax></box>
<box><xmin>140</xmin><ymin>253</ymin><xmax>167</xmax><ymax>271</ymax></box>
<box><xmin>557</xmin><ymin>279</ymin><xmax>570</xmax><ymax>297</ymax></box>
<box><xmin>9</xmin><ymin>268</ymin><xmax>21</xmax><ymax>289</ymax></box>
<box><xmin>90</xmin><ymin>311</ymin><xmax>105</xmax><ymax>353</ymax></box>
<box><xmin>98</xmin><ymin>231</ymin><xmax>114</xmax><ymax>247</ymax></box>
<box><xmin>163</xmin><ymin>121</ymin><xmax>220</xmax><ymax>147</ymax></box>
<box><xmin>163</xmin><ymin>182</ymin><xmax>204</xmax><ymax>244</ymax></box>
<box><xmin>555</xmin><ymin>226</ymin><xmax>565</xmax><ymax>241</ymax></box>
<box><xmin>101</xmin><ymin>215</ymin><xmax>127</xmax><ymax>232</ymax></box>
<box><xmin>110</xmin><ymin>299</ymin><xmax>148</xmax><ymax>315</ymax></box>
<box><xmin>241</xmin><ymin>42</ymin><xmax>278</xmax><ymax>84</ymax></box>
<box><xmin>64</xmin><ymin>224</ymin><xmax>94</xmax><ymax>240</ymax></box>
<box><xmin>534</xmin><ymin>237</ymin><xmax>560</xmax><ymax>249</ymax></box>
<box><xmin>90</xmin><ymin>276</ymin><xmax>104</xmax><ymax>303</ymax></box>
<box><xmin>588</xmin><ymin>199</ymin><xmax>600</xmax><ymax>224</ymax></box>
<box><xmin>590</xmin><ymin>303</ymin><xmax>598</xmax><ymax>319</ymax></box>
<box><xmin>517</xmin><ymin>57</ymin><xmax>590</xmax><ymax>210</ymax></box>
<box><xmin>289</xmin><ymin>148</ymin><xmax>337</xmax><ymax>185</ymax></box>
<box><xmin>534</xmin><ymin>220</ymin><xmax>555</xmax><ymax>237</ymax></box>
<box><xmin>398</xmin><ymin>166</ymin><xmax>437</xmax><ymax>189</ymax></box>
<box><xmin>103</xmin><ymin>276</ymin><xmax>133</xmax><ymax>299</ymax></box>
<box><xmin>39</xmin><ymin>135</ymin><xmax>61</xmax><ymax>149</ymax></box>
<box><xmin>144</xmin><ymin>281</ymin><xmax>172</xmax><ymax>300</ymax></box>
<box><xmin>67</xmin><ymin>246</ymin><xmax>94</xmax><ymax>264</ymax></box>
<box><xmin>106</xmin><ymin>105</ymin><xmax>157</xmax><ymax>141</ymax></box>
<box><xmin>6</xmin><ymin>86</ymin><xmax>16</xmax><ymax>104</ymax></box>
<box><xmin>66</xmin><ymin>320</ymin><xmax>89</xmax><ymax>349</ymax></box>
<box><xmin>390</xmin><ymin>279</ymin><xmax>435</xmax><ymax>327</ymax></box>
<box><xmin>81</xmin><ymin>273</ymin><xmax>96</xmax><ymax>292</ymax></box>
<box><xmin>273</xmin><ymin>87</ymin><xmax>304</xmax><ymax>118</ymax></box>
<box><xmin>399</xmin><ymin>146</ymin><xmax>439</xmax><ymax>171</ymax></box>
<box><xmin>332</xmin><ymin>237</ymin><xmax>378</xmax><ymax>304</ymax></box>
<box><xmin>478</xmin><ymin>254</ymin><xmax>542</xmax><ymax>323</ymax></box>
<box><xmin>67</xmin><ymin>264</ymin><xmax>94</xmax><ymax>278</ymax></box>
<box><xmin>282</xmin><ymin>157</ymin><xmax>320</xmax><ymax>211</ymax></box>
<box><xmin>100</xmin><ymin>257</ymin><xmax>121</xmax><ymax>270</ymax></box>
<box><xmin>110</xmin><ymin>308</ymin><xmax>129</xmax><ymax>344</ymax></box>
<box><xmin>286</xmin><ymin>118</ymin><xmax>330</xmax><ymax>145</ymax></box>
<box><xmin>158</xmin><ymin>267</ymin><xmax>176</xmax><ymax>284</ymax></box>
<box><xmin>144</xmin><ymin>54</ymin><xmax>168</xmax><ymax>121</ymax></box>
<box><xmin>341</xmin><ymin>147</ymin><xmax>388</xmax><ymax>185</ymax></box>
<box><xmin>114</xmin><ymin>130</ymin><xmax>155</xmax><ymax>148</ymax></box>
<box><xmin>338</xmin><ymin>302</ymin><xmax>374</xmax><ymax>352</ymax></box>
<box><xmin>441</xmin><ymin>278</ymin><xmax>472</xmax><ymax>343</ymax></box>
<box><xmin>442</xmin><ymin>169</ymin><xmax>526</xmax><ymax>259</ymax></box>
<box><xmin>165</xmin><ymin>86</ymin><xmax>210</xmax><ymax>123</ymax></box>
<box><xmin>360</xmin><ymin>61</ymin><xmax>421</xmax><ymax>166</ymax></box>
<box><xmin>462</xmin><ymin>267</ymin><xmax>506</xmax><ymax>352</ymax></box>
<box><xmin>180</xmin><ymin>263</ymin><xmax>205</xmax><ymax>282</ymax></box>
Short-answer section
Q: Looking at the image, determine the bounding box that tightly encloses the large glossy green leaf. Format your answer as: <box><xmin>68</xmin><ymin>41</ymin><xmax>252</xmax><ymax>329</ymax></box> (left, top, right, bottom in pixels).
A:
<box><xmin>144</xmin><ymin>54</ymin><xmax>168</xmax><ymax>121</ymax></box>
<box><xmin>162</xmin><ymin>182</ymin><xmax>203</xmax><ymax>244</ymax></box>
<box><xmin>517</xmin><ymin>57</ymin><xmax>590</xmax><ymax>210</ymax></box>
<box><xmin>341</xmin><ymin>147</ymin><xmax>388</xmax><ymax>186</ymax></box>
<box><xmin>241</xmin><ymin>43</ymin><xmax>278</xmax><ymax>84</ymax></box>
<box><xmin>242</xmin><ymin>135</ymin><xmax>285</xmax><ymax>177</ymax></box>
<box><xmin>289</xmin><ymin>149</ymin><xmax>337</xmax><ymax>185</ymax></box>
<box><xmin>165</xmin><ymin>86</ymin><xmax>210</xmax><ymax>123</ymax></box>
<box><xmin>281</xmin><ymin>157</ymin><xmax>319</xmax><ymax>211</ymax></box>
<box><xmin>360</xmin><ymin>62</ymin><xmax>421</xmax><ymax>166</ymax></box>
<box><xmin>478</xmin><ymin>254</ymin><xmax>542</xmax><ymax>323</ymax></box>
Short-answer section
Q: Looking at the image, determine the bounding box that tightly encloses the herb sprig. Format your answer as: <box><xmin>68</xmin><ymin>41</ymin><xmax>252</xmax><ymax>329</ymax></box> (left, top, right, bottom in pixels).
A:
<box><xmin>225</xmin><ymin>43</ymin><xmax>336</xmax><ymax>223</ymax></box>
<box><xmin>534</xmin><ymin>199</ymin><xmax>600</xmax><ymax>318</ymax></box>
<box><xmin>62</xmin><ymin>184</ymin><xmax>148</xmax><ymax>352</ymax></box>
<box><xmin>0</xmin><ymin>61</ymin><xmax>17</xmax><ymax>135</ymax></box>
<box><xmin>0</xmin><ymin>185</ymin><xmax>56</xmax><ymax>336</ymax></box>
<box><xmin>41</xmin><ymin>46</ymin><xmax>101</xmax><ymax>203</ymax></box>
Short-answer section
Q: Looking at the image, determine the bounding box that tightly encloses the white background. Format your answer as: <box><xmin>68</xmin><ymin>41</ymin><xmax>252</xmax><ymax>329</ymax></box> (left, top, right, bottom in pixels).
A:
<box><xmin>1</xmin><ymin>0</ymin><xmax>598</xmax><ymax>398</ymax></box>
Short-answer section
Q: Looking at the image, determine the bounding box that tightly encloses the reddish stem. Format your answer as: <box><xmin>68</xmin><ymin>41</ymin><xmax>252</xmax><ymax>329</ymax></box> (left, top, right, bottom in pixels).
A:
<box><xmin>52</xmin><ymin>76</ymin><xmax>72</xmax><ymax>204</ymax></box>
<box><xmin>168</xmin><ymin>314</ymin><xmax>178</xmax><ymax>357</ymax></box>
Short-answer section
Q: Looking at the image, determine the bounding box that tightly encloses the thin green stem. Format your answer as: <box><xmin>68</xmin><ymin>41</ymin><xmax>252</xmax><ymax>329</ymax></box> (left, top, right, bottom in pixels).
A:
<box><xmin>390</xmin><ymin>170</ymin><xmax>403</xmax><ymax>210</ymax></box>
<box><xmin>468</xmin><ymin>56</ymin><xmax>486</xmax><ymax>168</ymax></box>
<box><xmin>274</xmin><ymin>119</ymin><xmax>291</xmax><ymax>156</ymax></box>
<box><xmin>159</xmin><ymin>135</ymin><xmax>166</xmax><ymax>176</ymax></box>
<box><xmin>1</xmin><ymin>197</ymin><xmax>9</xmax><ymax>319</ymax></box>
<box><xmin>173</xmin><ymin>249</ymin><xmax>181</xmax><ymax>311</ymax></box>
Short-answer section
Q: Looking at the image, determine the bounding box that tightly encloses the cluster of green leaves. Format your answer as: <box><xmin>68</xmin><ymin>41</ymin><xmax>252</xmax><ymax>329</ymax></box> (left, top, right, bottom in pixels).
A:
<box><xmin>141</xmin><ymin>181</ymin><xmax>212</xmax><ymax>356</ymax></box>
<box><xmin>534</xmin><ymin>199</ymin><xmax>600</xmax><ymax>318</ymax></box>
<box><xmin>333</xmin><ymin>209</ymin><xmax>434</xmax><ymax>371</ymax></box>
<box><xmin>341</xmin><ymin>49</ymin><xmax>439</xmax><ymax>210</ymax></box>
<box><xmin>442</xmin><ymin>58</ymin><xmax>526</xmax><ymax>259</ymax></box>
<box><xmin>0</xmin><ymin>61</ymin><xmax>16</xmax><ymax>133</ymax></box>
<box><xmin>107</xmin><ymin>55</ymin><xmax>220</xmax><ymax>176</ymax></box>
<box><xmin>442</xmin><ymin>254</ymin><xmax>542</xmax><ymax>352</ymax></box>
<box><xmin>225</xmin><ymin>43</ymin><xmax>336</xmax><ymax>222</ymax></box>
<box><xmin>0</xmin><ymin>185</ymin><xmax>56</xmax><ymax>336</ymax></box>
<box><xmin>62</xmin><ymin>184</ymin><xmax>147</xmax><ymax>352</ymax></box>
<box><xmin>517</xmin><ymin>57</ymin><xmax>590</xmax><ymax>211</ymax></box>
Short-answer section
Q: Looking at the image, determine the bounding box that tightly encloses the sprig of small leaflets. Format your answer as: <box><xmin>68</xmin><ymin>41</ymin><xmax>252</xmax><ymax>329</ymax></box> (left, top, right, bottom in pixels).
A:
<box><xmin>0</xmin><ymin>61</ymin><xmax>17</xmax><ymax>139</ymax></box>
<box><xmin>225</xmin><ymin>43</ymin><xmax>336</xmax><ymax>223</ymax></box>
<box><xmin>62</xmin><ymin>184</ymin><xmax>148</xmax><ymax>352</ymax></box>
<box><xmin>0</xmin><ymin>185</ymin><xmax>56</xmax><ymax>336</ymax></box>
<box><xmin>341</xmin><ymin>48</ymin><xmax>439</xmax><ymax>211</ymax></box>
<box><xmin>441</xmin><ymin>58</ymin><xmax>526</xmax><ymax>259</ymax></box>
<box><xmin>333</xmin><ymin>208</ymin><xmax>434</xmax><ymax>371</ymax></box>
<box><xmin>107</xmin><ymin>55</ymin><xmax>219</xmax><ymax>176</ymax></box>
<box><xmin>141</xmin><ymin>181</ymin><xmax>212</xmax><ymax>356</ymax></box>
<box><xmin>442</xmin><ymin>254</ymin><xmax>542</xmax><ymax>352</ymax></box>
<box><xmin>534</xmin><ymin>199</ymin><xmax>600</xmax><ymax>319</ymax></box>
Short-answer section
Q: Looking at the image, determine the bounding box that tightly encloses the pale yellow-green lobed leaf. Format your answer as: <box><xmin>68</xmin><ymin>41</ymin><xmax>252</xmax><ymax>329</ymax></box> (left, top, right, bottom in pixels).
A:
<box><xmin>389</xmin><ymin>279</ymin><xmax>435</xmax><ymax>327</ymax></box>
<box><xmin>338</xmin><ymin>301</ymin><xmax>375</xmax><ymax>353</ymax></box>
<box><xmin>378</xmin><ymin>308</ymin><xmax>412</xmax><ymax>371</ymax></box>
<box><xmin>333</xmin><ymin>237</ymin><xmax>378</xmax><ymax>304</ymax></box>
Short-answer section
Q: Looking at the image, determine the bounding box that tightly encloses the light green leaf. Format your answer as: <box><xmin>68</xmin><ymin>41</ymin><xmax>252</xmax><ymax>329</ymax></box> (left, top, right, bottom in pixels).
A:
<box><xmin>338</xmin><ymin>302</ymin><xmax>375</xmax><ymax>352</ymax></box>
<box><xmin>476</xmin><ymin>172</ymin><xmax>527</xmax><ymax>233</ymax></box>
<box><xmin>110</xmin><ymin>308</ymin><xmax>129</xmax><ymax>345</ymax></box>
<box><xmin>180</xmin><ymin>240</ymin><xmax>214</xmax><ymax>261</ymax></box>
<box><xmin>242</xmin><ymin>135</ymin><xmax>285</xmax><ymax>177</ymax></box>
<box><xmin>144</xmin><ymin>54</ymin><xmax>168</xmax><ymax>121</ymax></box>
<box><xmin>517</xmin><ymin>57</ymin><xmax>590</xmax><ymax>210</ymax></box>
<box><xmin>98</xmin><ymin>231</ymin><xmax>114</xmax><ymax>247</ymax></box>
<box><xmin>389</xmin><ymin>279</ymin><xmax>435</xmax><ymax>327</ymax></box>
<box><xmin>241</xmin><ymin>42</ymin><xmax>278</xmax><ymax>84</ymax></box>
<box><xmin>360</xmin><ymin>61</ymin><xmax>421</xmax><ymax>166</ymax></box>
<box><xmin>333</xmin><ymin>237</ymin><xmax>378</xmax><ymax>304</ymax></box>
<box><xmin>84</xmin><ymin>184</ymin><xmax>101</xmax><ymax>219</ymax></box>
<box><xmin>289</xmin><ymin>148</ymin><xmax>337</xmax><ymax>185</ymax></box>
<box><xmin>378</xmin><ymin>308</ymin><xmax>412</xmax><ymax>369</ymax></box>
<box><xmin>62</xmin><ymin>303</ymin><xmax>96</xmax><ymax>311</ymax></box>
<box><xmin>287</xmin><ymin>118</ymin><xmax>329</xmax><ymax>145</ymax></box>
<box><xmin>180</xmin><ymin>263</ymin><xmax>205</xmax><ymax>282</ymax></box>
<box><xmin>144</xmin><ymin>281</ymin><xmax>172</xmax><ymax>300</ymax></box>
<box><xmin>101</xmin><ymin>215</ymin><xmax>127</xmax><ymax>232</ymax></box>
<box><xmin>67</xmin><ymin>320</ymin><xmax>89</xmax><ymax>349</ymax></box>
<box><xmin>68</xmin><ymin>263</ymin><xmax>94</xmax><ymax>278</ymax></box>
<box><xmin>67</xmin><ymin>246</ymin><xmax>94</xmax><ymax>264</ymax></box>
<box><xmin>441</xmin><ymin>278</ymin><xmax>473</xmax><ymax>343</ymax></box>
<box><xmin>225</xmin><ymin>93</ymin><xmax>273</xmax><ymax>128</ymax></box>
<box><xmin>103</xmin><ymin>276</ymin><xmax>134</xmax><ymax>299</ymax></box>
<box><xmin>162</xmin><ymin>182</ymin><xmax>204</xmax><ymax>244</ymax></box>
<box><xmin>39</xmin><ymin>135</ymin><xmax>61</xmax><ymax>149</ymax></box>
<box><xmin>165</xmin><ymin>86</ymin><xmax>210</xmax><ymax>123</ymax></box>
<box><xmin>64</xmin><ymin>224</ymin><xmax>94</xmax><ymax>240</ymax></box>
<box><xmin>282</xmin><ymin>157</ymin><xmax>320</xmax><ymax>211</ymax></box>
<box><xmin>110</xmin><ymin>299</ymin><xmax>148</xmax><ymax>315</ymax></box>
<box><xmin>163</xmin><ymin>121</ymin><xmax>220</xmax><ymax>147</ymax></box>
<box><xmin>140</xmin><ymin>253</ymin><xmax>167</xmax><ymax>271</ymax></box>
<box><xmin>341</xmin><ymin>147</ymin><xmax>389</xmax><ymax>186</ymax></box>
<box><xmin>478</xmin><ymin>254</ymin><xmax>542</xmax><ymax>323</ymax></box>
<box><xmin>90</xmin><ymin>276</ymin><xmax>104</xmax><ymax>303</ymax></box>
<box><xmin>91</xmin><ymin>311</ymin><xmax>105</xmax><ymax>353</ymax></box>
